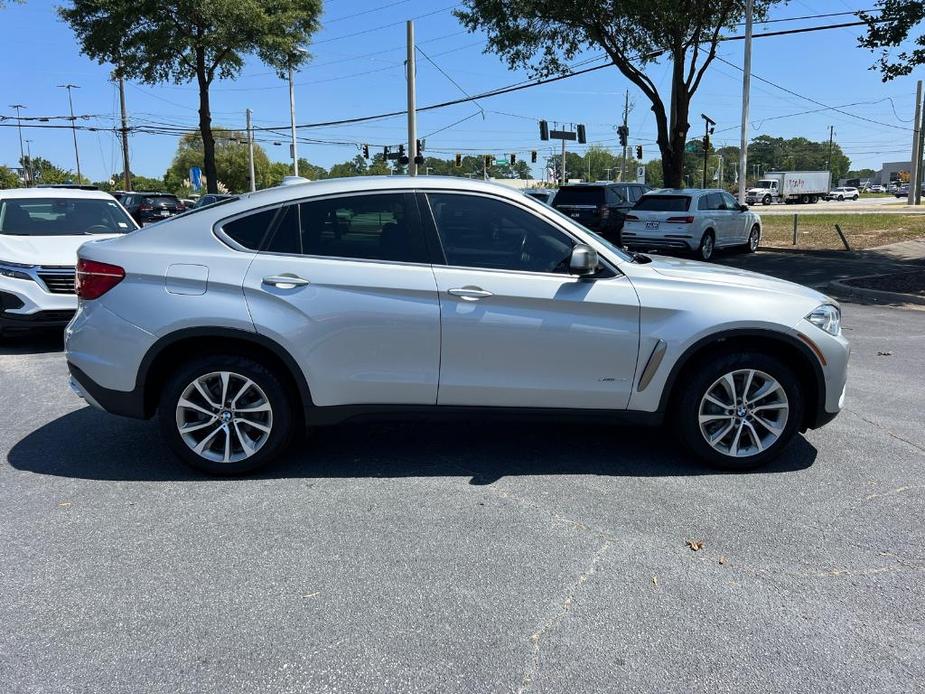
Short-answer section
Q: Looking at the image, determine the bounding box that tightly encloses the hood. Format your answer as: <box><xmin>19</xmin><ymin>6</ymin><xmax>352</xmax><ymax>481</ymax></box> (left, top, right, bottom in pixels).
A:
<box><xmin>0</xmin><ymin>233</ymin><xmax>122</xmax><ymax>267</ymax></box>
<box><xmin>645</xmin><ymin>254</ymin><xmax>828</xmax><ymax>303</ymax></box>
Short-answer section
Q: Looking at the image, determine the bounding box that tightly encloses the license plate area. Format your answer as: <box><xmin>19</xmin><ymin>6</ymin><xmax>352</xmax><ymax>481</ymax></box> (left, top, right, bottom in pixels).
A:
<box><xmin>645</xmin><ymin>221</ymin><xmax>660</xmax><ymax>230</ymax></box>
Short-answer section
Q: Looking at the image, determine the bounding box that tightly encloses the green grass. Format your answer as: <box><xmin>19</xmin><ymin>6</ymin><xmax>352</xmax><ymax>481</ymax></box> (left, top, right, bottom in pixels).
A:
<box><xmin>761</xmin><ymin>213</ymin><xmax>925</xmax><ymax>250</ymax></box>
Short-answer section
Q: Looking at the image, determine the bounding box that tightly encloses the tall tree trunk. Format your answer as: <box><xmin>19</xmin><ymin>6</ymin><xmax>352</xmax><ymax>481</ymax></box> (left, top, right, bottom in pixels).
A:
<box><xmin>195</xmin><ymin>49</ymin><xmax>217</xmax><ymax>194</ymax></box>
<box><xmin>656</xmin><ymin>47</ymin><xmax>692</xmax><ymax>188</ymax></box>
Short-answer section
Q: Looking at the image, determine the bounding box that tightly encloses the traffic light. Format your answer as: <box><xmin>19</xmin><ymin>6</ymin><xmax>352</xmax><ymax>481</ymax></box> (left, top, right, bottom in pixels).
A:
<box><xmin>539</xmin><ymin>119</ymin><xmax>549</xmax><ymax>141</ymax></box>
<box><xmin>383</xmin><ymin>146</ymin><xmax>390</xmax><ymax>159</ymax></box>
<box><xmin>510</xmin><ymin>154</ymin><xmax>516</xmax><ymax>165</ymax></box>
<box><xmin>362</xmin><ymin>144</ymin><xmax>369</xmax><ymax>159</ymax></box>
<box><xmin>617</xmin><ymin>125</ymin><xmax>628</xmax><ymax>147</ymax></box>
<box><xmin>398</xmin><ymin>143</ymin><xmax>409</xmax><ymax>166</ymax></box>
<box><xmin>455</xmin><ymin>153</ymin><xmax>462</xmax><ymax>167</ymax></box>
<box><xmin>484</xmin><ymin>155</ymin><xmax>492</xmax><ymax>168</ymax></box>
<box><xmin>531</xmin><ymin>150</ymin><xmax>537</xmax><ymax>163</ymax></box>
<box><xmin>635</xmin><ymin>145</ymin><xmax>643</xmax><ymax>159</ymax></box>
<box><xmin>576</xmin><ymin>124</ymin><xmax>586</xmax><ymax>144</ymax></box>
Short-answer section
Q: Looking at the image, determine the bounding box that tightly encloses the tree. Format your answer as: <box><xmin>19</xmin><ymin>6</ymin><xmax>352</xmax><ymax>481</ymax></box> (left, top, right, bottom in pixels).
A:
<box><xmin>0</xmin><ymin>166</ymin><xmax>21</xmax><ymax>189</ymax></box>
<box><xmin>165</xmin><ymin>129</ymin><xmax>277</xmax><ymax>193</ymax></box>
<box><xmin>59</xmin><ymin>0</ymin><xmax>322</xmax><ymax>193</ymax></box>
<box><xmin>859</xmin><ymin>1</ymin><xmax>925</xmax><ymax>80</ymax></box>
<box><xmin>296</xmin><ymin>158</ymin><xmax>328</xmax><ymax>181</ymax></box>
<box><xmin>328</xmin><ymin>155</ymin><xmax>368</xmax><ymax>178</ymax></box>
<box><xmin>456</xmin><ymin>1</ymin><xmax>779</xmax><ymax>188</ymax></box>
<box><xmin>20</xmin><ymin>156</ymin><xmax>83</xmax><ymax>185</ymax></box>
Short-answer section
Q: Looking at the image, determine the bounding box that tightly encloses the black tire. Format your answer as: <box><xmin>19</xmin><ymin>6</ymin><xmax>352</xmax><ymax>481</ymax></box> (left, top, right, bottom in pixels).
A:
<box><xmin>675</xmin><ymin>352</ymin><xmax>804</xmax><ymax>470</ymax></box>
<box><xmin>800</xmin><ymin>194</ymin><xmax>809</xmax><ymax>204</ymax></box>
<box><xmin>852</xmin><ymin>195</ymin><xmax>859</xmax><ymax>200</ymax></box>
<box><xmin>762</xmin><ymin>195</ymin><xmax>771</xmax><ymax>206</ymax></box>
<box><xmin>744</xmin><ymin>224</ymin><xmax>760</xmax><ymax>253</ymax></box>
<box><xmin>697</xmin><ymin>229</ymin><xmax>716</xmax><ymax>261</ymax></box>
<box><xmin>158</xmin><ymin>354</ymin><xmax>295</xmax><ymax>475</ymax></box>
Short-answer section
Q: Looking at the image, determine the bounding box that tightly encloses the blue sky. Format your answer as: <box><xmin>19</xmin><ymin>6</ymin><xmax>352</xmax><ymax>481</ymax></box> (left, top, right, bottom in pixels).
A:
<box><xmin>1</xmin><ymin>0</ymin><xmax>920</xmax><ymax>182</ymax></box>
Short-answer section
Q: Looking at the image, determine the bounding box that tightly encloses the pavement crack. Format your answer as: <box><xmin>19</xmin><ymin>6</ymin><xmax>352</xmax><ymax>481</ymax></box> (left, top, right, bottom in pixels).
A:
<box><xmin>865</xmin><ymin>484</ymin><xmax>925</xmax><ymax>501</ymax></box>
<box><xmin>844</xmin><ymin>408</ymin><xmax>925</xmax><ymax>455</ymax></box>
<box><xmin>516</xmin><ymin>540</ymin><xmax>612</xmax><ymax>694</ymax></box>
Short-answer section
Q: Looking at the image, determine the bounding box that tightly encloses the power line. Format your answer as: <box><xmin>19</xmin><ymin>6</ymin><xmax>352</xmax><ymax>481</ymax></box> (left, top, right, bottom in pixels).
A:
<box><xmin>311</xmin><ymin>4</ymin><xmax>459</xmax><ymax>45</ymax></box>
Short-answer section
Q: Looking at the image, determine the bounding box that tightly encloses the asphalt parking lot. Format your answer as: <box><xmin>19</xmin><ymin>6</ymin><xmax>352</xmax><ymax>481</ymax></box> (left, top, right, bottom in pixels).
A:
<box><xmin>1</xmin><ymin>301</ymin><xmax>923</xmax><ymax>693</ymax></box>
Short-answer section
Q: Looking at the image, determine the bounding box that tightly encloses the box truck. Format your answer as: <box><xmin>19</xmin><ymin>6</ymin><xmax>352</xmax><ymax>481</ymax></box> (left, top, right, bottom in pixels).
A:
<box><xmin>745</xmin><ymin>171</ymin><xmax>831</xmax><ymax>205</ymax></box>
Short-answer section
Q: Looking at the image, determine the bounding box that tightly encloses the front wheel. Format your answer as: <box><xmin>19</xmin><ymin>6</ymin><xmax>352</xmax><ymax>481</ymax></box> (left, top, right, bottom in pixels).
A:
<box><xmin>158</xmin><ymin>355</ymin><xmax>294</xmax><ymax>475</ymax></box>
<box><xmin>676</xmin><ymin>352</ymin><xmax>803</xmax><ymax>470</ymax></box>
<box><xmin>762</xmin><ymin>195</ymin><xmax>772</xmax><ymax>206</ymax></box>
<box><xmin>745</xmin><ymin>224</ymin><xmax>760</xmax><ymax>252</ymax></box>
<box><xmin>697</xmin><ymin>230</ymin><xmax>715</xmax><ymax>261</ymax></box>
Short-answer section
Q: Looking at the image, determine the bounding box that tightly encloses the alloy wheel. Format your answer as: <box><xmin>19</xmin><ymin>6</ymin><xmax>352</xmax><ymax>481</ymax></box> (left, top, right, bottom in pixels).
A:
<box><xmin>700</xmin><ymin>234</ymin><xmax>714</xmax><ymax>260</ymax></box>
<box><xmin>175</xmin><ymin>371</ymin><xmax>273</xmax><ymax>463</ymax></box>
<box><xmin>748</xmin><ymin>226</ymin><xmax>760</xmax><ymax>251</ymax></box>
<box><xmin>697</xmin><ymin>369</ymin><xmax>789</xmax><ymax>458</ymax></box>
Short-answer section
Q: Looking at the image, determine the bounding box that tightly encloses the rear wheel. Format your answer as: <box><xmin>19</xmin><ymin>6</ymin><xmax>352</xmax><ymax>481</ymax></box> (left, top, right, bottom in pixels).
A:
<box><xmin>800</xmin><ymin>194</ymin><xmax>810</xmax><ymax>204</ymax></box>
<box><xmin>676</xmin><ymin>352</ymin><xmax>803</xmax><ymax>470</ymax></box>
<box><xmin>158</xmin><ymin>355</ymin><xmax>294</xmax><ymax>475</ymax></box>
<box><xmin>697</xmin><ymin>230</ymin><xmax>715</xmax><ymax>261</ymax></box>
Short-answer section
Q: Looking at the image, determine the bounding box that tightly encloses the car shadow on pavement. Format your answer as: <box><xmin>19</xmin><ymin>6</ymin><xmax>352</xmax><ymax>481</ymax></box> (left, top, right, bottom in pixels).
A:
<box><xmin>7</xmin><ymin>406</ymin><xmax>818</xmax><ymax>483</ymax></box>
<box><xmin>0</xmin><ymin>330</ymin><xmax>65</xmax><ymax>355</ymax></box>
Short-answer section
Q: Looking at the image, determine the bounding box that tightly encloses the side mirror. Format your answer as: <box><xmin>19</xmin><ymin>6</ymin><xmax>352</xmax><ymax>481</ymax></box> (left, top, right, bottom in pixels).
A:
<box><xmin>569</xmin><ymin>244</ymin><xmax>599</xmax><ymax>276</ymax></box>
<box><xmin>738</xmin><ymin>203</ymin><xmax>749</xmax><ymax>211</ymax></box>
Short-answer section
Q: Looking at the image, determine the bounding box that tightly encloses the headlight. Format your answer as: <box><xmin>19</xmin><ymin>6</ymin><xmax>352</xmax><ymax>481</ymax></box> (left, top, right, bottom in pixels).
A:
<box><xmin>0</xmin><ymin>261</ymin><xmax>35</xmax><ymax>281</ymax></box>
<box><xmin>806</xmin><ymin>304</ymin><xmax>841</xmax><ymax>336</ymax></box>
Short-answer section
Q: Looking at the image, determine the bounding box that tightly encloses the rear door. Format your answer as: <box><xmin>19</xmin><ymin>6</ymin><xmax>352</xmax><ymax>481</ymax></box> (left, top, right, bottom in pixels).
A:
<box><xmin>240</xmin><ymin>191</ymin><xmax>441</xmax><ymax>407</ymax></box>
<box><xmin>422</xmin><ymin>191</ymin><xmax>640</xmax><ymax>410</ymax></box>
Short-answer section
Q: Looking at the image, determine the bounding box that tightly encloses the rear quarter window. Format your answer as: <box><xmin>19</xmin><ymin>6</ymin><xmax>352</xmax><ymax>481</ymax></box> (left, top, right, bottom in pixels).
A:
<box><xmin>221</xmin><ymin>208</ymin><xmax>277</xmax><ymax>250</ymax></box>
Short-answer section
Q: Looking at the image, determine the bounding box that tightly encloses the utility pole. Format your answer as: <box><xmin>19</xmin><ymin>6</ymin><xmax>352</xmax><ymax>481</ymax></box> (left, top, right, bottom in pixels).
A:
<box><xmin>288</xmin><ymin>62</ymin><xmax>299</xmax><ymax>176</ymax></box>
<box><xmin>406</xmin><ymin>20</ymin><xmax>418</xmax><ymax>177</ymax></box>
<box><xmin>24</xmin><ymin>139</ymin><xmax>33</xmax><ymax>187</ymax></box>
<box><xmin>118</xmin><ymin>74</ymin><xmax>131</xmax><ymax>191</ymax></box>
<box><xmin>620</xmin><ymin>90</ymin><xmax>629</xmax><ymax>182</ymax></box>
<box><xmin>826</xmin><ymin>125</ymin><xmax>834</xmax><ymax>173</ymax></box>
<box><xmin>916</xmin><ymin>85</ymin><xmax>925</xmax><ymax>205</ymax></box>
<box><xmin>560</xmin><ymin>136</ymin><xmax>567</xmax><ymax>185</ymax></box>
<box><xmin>246</xmin><ymin>108</ymin><xmax>256</xmax><ymax>192</ymax></box>
<box><xmin>58</xmin><ymin>84</ymin><xmax>82</xmax><ymax>181</ymax></box>
<box><xmin>9</xmin><ymin>104</ymin><xmax>27</xmax><ymax>186</ymax></box>
<box><xmin>738</xmin><ymin>0</ymin><xmax>753</xmax><ymax>203</ymax></box>
<box><xmin>701</xmin><ymin>114</ymin><xmax>715</xmax><ymax>188</ymax></box>
<box><xmin>604</xmin><ymin>167</ymin><xmax>613</xmax><ymax>181</ymax></box>
<box><xmin>909</xmin><ymin>80</ymin><xmax>923</xmax><ymax>206</ymax></box>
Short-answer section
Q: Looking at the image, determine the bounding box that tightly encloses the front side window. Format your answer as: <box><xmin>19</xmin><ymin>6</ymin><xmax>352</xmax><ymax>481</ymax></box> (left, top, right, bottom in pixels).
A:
<box><xmin>0</xmin><ymin>197</ymin><xmax>136</xmax><ymax>236</ymax></box>
<box><xmin>721</xmin><ymin>192</ymin><xmax>739</xmax><ymax>210</ymax></box>
<box><xmin>427</xmin><ymin>193</ymin><xmax>574</xmax><ymax>274</ymax></box>
<box><xmin>265</xmin><ymin>193</ymin><xmax>427</xmax><ymax>263</ymax></box>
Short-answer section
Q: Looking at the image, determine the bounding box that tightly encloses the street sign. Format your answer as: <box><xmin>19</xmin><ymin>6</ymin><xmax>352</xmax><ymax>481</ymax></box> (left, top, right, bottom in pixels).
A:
<box><xmin>685</xmin><ymin>142</ymin><xmax>698</xmax><ymax>153</ymax></box>
<box><xmin>549</xmin><ymin>130</ymin><xmax>577</xmax><ymax>141</ymax></box>
<box><xmin>189</xmin><ymin>166</ymin><xmax>202</xmax><ymax>191</ymax></box>
<box><xmin>494</xmin><ymin>158</ymin><xmax>507</xmax><ymax>166</ymax></box>
<box><xmin>636</xmin><ymin>165</ymin><xmax>646</xmax><ymax>184</ymax></box>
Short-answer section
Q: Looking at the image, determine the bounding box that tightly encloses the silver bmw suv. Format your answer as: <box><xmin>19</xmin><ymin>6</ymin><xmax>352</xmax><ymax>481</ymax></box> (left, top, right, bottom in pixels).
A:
<box><xmin>65</xmin><ymin>177</ymin><xmax>849</xmax><ymax>475</ymax></box>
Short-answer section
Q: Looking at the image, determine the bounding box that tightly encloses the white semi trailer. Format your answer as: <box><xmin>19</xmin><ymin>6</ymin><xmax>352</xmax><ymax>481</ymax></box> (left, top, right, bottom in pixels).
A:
<box><xmin>745</xmin><ymin>171</ymin><xmax>831</xmax><ymax>205</ymax></box>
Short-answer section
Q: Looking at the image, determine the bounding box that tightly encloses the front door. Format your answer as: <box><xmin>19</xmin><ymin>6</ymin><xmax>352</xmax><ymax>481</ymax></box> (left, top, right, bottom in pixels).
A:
<box><xmin>241</xmin><ymin>191</ymin><xmax>441</xmax><ymax>407</ymax></box>
<box><xmin>721</xmin><ymin>191</ymin><xmax>750</xmax><ymax>243</ymax></box>
<box><xmin>422</xmin><ymin>192</ymin><xmax>640</xmax><ymax>410</ymax></box>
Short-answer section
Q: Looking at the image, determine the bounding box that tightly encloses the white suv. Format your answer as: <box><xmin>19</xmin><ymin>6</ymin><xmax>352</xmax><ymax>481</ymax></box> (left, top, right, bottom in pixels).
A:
<box><xmin>826</xmin><ymin>187</ymin><xmax>859</xmax><ymax>201</ymax></box>
<box><xmin>620</xmin><ymin>189</ymin><xmax>762</xmax><ymax>260</ymax></box>
<box><xmin>0</xmin><ymin>188</ymin><xmax>137</xmax><ymax>336</ymax></box>
<box><xmin>65</xmin><ymin>177</ymin><xmax>848</xmax><ymax>475</ymax></box>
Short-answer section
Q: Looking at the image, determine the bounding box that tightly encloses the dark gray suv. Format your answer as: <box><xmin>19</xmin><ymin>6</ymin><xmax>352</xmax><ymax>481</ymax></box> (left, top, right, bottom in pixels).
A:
<box><xmin>552</xmin><ymin>182</ymin><xmax>651</xmax><ymax>244</ymax></box>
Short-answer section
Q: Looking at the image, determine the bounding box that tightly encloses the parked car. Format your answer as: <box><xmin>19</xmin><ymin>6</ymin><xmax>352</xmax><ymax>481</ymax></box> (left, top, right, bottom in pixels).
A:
<box><xmin>894</xmin><ymin>185</ymin><xmax>910</xmax><ymax>198</ymax></box>
<box><xmin>620</xmin><ymin>189</ymin><xmax>761</xmax><ymax>261</ymax></box>
<box><xmin>120</xmin><ymin>192</ymin><xmax>185</xmax><ymax>225</ymax></box>
<box><xmin>551</xmin><ymin>182</ymin><xmax>651</xmax><ymax>243</ymax></box>
<box><xmin>65</xmin><ymin>177</ymin><xmax>847</xmax><ymax>475</ymax></box>
<box><xmin>868</xmin><ymin>184</ymin><xmax>885</xmax><ymax>193</ymax></box>
<box><xmin>524</xmin><ymin>189</ymin><xmax>555</xmax><ymax>205</ymax></box>
<box><xmin>0</xmin><ymin>188</ymin><xmax>138</xmax><ymax>336</ymax></box>
<box><xmin>825</xmin><ymin>187</ymin><xmax>859</xmax><ymax>201</ymax></box>
<box><xmin>193</xmin><ymin>193</ymin><xmax>235</xmax><ymax>209</ymax></box>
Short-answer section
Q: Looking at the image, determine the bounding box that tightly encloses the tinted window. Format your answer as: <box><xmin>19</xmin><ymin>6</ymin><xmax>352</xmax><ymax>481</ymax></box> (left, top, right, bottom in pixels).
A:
<box><xmin>0</xmin><ymin>197</ymin><xmax>136</xmax><ymax>236</ymax></box>
<box><xmin>265</xmin><ymin>193</ymin><xmax>427</xmax><ymax>263</ymax></box>
<box><xmin>553</xmin><ymin>186</ymin><xmax>605</xmax><ymax>206</ymax></box>
<box><xmin>427</xmin><ymin>193</ymin><xmax>574</xmax><ymax>274</ymax></box>
<box><xmin>635</xmin><ymin>195</ymin><xmax>691</xmax><ymax>212</ymax></box>
<box><xmin>144</xmin><ymin>195</ymin><xmax>180</xmax><ymax>206</ymax></box>
<box><xmin>607</xmin><ymin>187</ymin><xmax>629</xmax><ymax>204</ymax></box>
<box><xmin>721</xmin><ymin>192</ymin><xmax>739</xmax><ymax>210</ymax></box>
<box><xmin>222</xmin><ymin>208</ymin><xmax>277</xmax><ymax>250</ymax></box>
<box><xmin>625</xmin><ymin>186</ymin><xmax>642</xmax><ymax>203</ymax></box>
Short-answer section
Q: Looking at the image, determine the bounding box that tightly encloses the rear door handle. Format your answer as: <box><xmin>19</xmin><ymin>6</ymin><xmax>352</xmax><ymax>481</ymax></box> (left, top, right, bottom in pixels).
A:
<box><xmin>262</xmin><ymin>273</ymin><xmax>310</xmax><ymax>288</ymax></box>
<box><xmin>447</xmin><ymin>286</ymin><xmax>493</xmax><ymax>301</ymax></box>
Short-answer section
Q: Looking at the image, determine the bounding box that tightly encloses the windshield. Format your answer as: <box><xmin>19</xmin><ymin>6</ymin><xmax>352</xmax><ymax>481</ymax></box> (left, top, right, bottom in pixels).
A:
<box><xmin>754</xmin><ymin>181</ymin><xmax>775</xmax><ymax>188</ymax></box>
<box><xmin>0</xmin><ymin>197</ymin><xmax>137</xmax><ymax>236</ymax></box>
<box><xmin>634</xmin><ymin>195</ymin><xmax>691</xmax><ymax>212</ymax></box>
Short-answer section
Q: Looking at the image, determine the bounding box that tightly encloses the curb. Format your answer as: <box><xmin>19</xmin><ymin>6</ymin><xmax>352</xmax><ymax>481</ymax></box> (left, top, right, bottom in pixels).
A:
<box><xmin>757</xmin><ymin>246</ymin><xmax>861</xmax><ymax>259</ymax></box>
<box><xmin>828</xmin><ymin>273</ymin><xmax>925</xmax><ymax>307</ymax></box>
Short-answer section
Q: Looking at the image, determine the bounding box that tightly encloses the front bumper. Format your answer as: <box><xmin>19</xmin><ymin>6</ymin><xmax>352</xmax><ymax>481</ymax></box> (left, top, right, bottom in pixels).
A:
<box><xmin>0</xmin><ymin>272</ymin><xmax>77</xmax><ymax>330</ymax></box>
<box><xmin>797</xmin><ymin>318</ymin><xmax>850</xmax><ymax>428</ymax></box>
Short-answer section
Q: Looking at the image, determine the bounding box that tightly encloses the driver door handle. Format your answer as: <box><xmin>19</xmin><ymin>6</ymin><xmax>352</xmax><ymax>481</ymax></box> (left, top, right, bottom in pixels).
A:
<box><xmin>263</xmin><ymin>273</ymin><xmax>310</xmax><ymax>288</ymax></box>
<box><xmin>448</xmin><ymin>286</ymin><xmax>493</xmax><ymax>301</ymax></box>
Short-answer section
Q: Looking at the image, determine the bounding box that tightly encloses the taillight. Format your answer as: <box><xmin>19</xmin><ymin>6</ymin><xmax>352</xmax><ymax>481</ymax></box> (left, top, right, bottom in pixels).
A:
<box><xmin>666</xmin><ymin>215</ymin><xmax>695</xmax><ymax>223</ymax></box>
<box><xmin>624</xmin><ymin>214</ymin><xmax>639</xmax><ymax>221</ymax></box>
<box><xmin>76</xmin><ymin>258</ymin><xmax>125</xmax><ymax>300</ymax></box>
<box><xmin>138</xmin><ymin>203</ymin><xmax>152</xmax><ymax>212</ymax></box>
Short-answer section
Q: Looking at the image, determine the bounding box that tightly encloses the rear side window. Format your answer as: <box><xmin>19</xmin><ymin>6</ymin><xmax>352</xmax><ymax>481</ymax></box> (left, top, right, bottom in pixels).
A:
<box><xmin>264</xmin><ymin>193</ymin><xmax>428</xmax><ymax>263</ymax></box>
<box><xmin>222</xmin><ymin>208</ymin><xmax>277</xmax><ymax>250</ymax></box>
<box><xmin>553</xmin><ymin>187</ymin><xmax>604</xmax><ymax>206</ymax></box>
<box><xmin>635</xmin><ymin>195</ymin><xmax>691</xmax><ymax>212</ymax></box>
<box><xmin>697</xmin><ymin>193</ymin><xmax>723</xmax><ymax>211</ymax></box>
